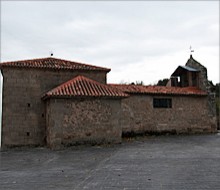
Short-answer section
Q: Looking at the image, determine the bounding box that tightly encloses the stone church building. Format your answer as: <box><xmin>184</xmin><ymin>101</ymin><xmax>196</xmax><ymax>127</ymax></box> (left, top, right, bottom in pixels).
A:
<box><xmin>0</xmin><ymin>55</ymin><xmax>217</xmax><ymax>149</ymax></box>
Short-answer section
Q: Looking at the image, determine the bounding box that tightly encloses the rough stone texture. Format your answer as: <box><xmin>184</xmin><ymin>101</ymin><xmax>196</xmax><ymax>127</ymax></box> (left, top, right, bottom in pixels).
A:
<box><xmin>218</xmin><ymin>112</ymin><xmax>220</xmax><ymax>130</ymax></box>
<box><xmin>1</xmin><ymin>67</ymin><xmax>107</xmax><ymax>147</ymax></box>
<box><xmin>186</xmin><ymin>56</ymin><xmax>217</xmax><ymax>118</ymax></box>
<box><xmin>121</xmin><ymin>95</ymin><xmax>217</xmax><ymax>135</ymax></box>
<box><xmin>46</xmin><ymin>98</ymin><xmax>122</xmax><ymax>149</ymax></box>
<box><xmin>186</xmin><ymin>57</ymin><xmax>209</xmax><ymax>92</ymax></box>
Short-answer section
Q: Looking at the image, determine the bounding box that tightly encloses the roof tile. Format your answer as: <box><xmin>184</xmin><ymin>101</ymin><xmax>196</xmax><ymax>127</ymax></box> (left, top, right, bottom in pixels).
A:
<box><xmin>110</xmin><ymin>84</ymin><xmax>207</xmax><ymax>96</ymax></box>
<box><xmin>43</xmin><ymin>76</ymin><xmax>128</xmax><ymax>99</ymax></box>
<box><xmin>0</xmin><ymin>57</ymin><xmax>110</xmax><ymax>72</ymax></box>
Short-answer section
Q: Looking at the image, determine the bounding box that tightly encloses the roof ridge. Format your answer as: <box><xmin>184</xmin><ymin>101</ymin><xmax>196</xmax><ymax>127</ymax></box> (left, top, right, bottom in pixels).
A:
<box><xmin>50</xmin><ymin>57</ymin><xmax>111</xmax><ymax>71</ymax></box>
<box><xmin>43</xmin><ymin>75</ymin><xmax>128</xmax><ymax>99</ymax></box>
<box><xmin>187</xmin><ymin>56</ymin><xmax>202</xmax><ymax>66</ymax></box>
<box><xmin>0</xmin><ymin>57</ymin><xmax>52</xmax><ymax>64</ymax></box>
<box><xmin>0</xmin><ymin>57</ymin><xmax>111</xmax><ymax>72</ymax></box>
<box><xmin>110</xmin><ymin>84</ymin><xmax>207</xmax><ymax>96</ymax></box>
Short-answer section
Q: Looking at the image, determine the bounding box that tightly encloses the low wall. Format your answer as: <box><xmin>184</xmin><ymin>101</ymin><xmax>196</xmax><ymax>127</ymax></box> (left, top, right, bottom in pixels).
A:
<box><xmin>121</xmin><ymin>95</ymin><xmax>217</xmax><ymax>135</ymax></box>
<box><xmin>46</xmin><ymin>98</ymin><xmax>122</xmax><ymax>149</ymax></box>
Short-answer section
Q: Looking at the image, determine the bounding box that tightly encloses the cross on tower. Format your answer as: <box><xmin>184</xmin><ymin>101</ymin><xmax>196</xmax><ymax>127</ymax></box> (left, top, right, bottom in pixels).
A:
<box><xmin>190</xmin><ymin>46</ymin><xmax>194</xmax><ymax>55</ymax></box>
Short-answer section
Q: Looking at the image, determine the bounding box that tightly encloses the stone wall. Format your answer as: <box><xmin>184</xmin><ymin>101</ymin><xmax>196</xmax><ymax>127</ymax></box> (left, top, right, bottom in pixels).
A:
<box><xmin>186</xmin><ymin>57</ymin><xmax>217</xmax><ymax>118</ymax></box>
<box><xmin>186</xmin><ymin>57</ymin><xmax>209</xmax><ymax>92</ymax></box>
<box><xmin>1</xmin><ymin>67</ymin><xmax>107</xmax><ymax>147</ymax></box>
<box><xmin>46</xmin><ymin>98</ymin><xmax>122</xmax><ymax>149</ymax></box>
<box><xmin>121</xmin><ymin>94</ymin><xmax>217</xmax><ymax>135</ymax></box>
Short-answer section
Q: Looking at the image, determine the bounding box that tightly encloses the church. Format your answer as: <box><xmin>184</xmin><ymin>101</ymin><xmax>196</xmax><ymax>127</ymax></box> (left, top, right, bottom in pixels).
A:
<box><xmin>0</xmin><ymin>55</ymin><xmax>217</xmax><ymax>149</ymax></box>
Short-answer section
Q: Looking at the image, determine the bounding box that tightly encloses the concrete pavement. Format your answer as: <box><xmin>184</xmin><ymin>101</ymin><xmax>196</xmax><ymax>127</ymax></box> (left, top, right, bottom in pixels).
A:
<box><xmin>1</xmin><ymin>134</ymin><xmax>220</xmax><ymax>190</ymax></box>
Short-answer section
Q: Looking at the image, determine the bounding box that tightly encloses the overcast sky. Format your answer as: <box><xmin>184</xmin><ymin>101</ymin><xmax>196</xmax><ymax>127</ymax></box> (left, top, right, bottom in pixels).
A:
<box><xmin>0</xmin><ymin>1</ymin><xmax>219</xmax><ymax>85</ymax></box>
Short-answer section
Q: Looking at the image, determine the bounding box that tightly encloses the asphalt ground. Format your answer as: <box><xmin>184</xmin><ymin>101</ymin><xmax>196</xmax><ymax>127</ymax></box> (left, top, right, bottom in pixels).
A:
<box><xmin>1</xmin><ymin>134</ymin><xmax>220</xmax><ymax>190</ymax></box>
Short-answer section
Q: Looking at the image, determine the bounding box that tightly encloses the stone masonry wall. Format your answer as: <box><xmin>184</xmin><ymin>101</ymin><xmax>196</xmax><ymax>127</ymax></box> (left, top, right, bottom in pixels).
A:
<box><xmin>46</xmin><ymin>98</ymin><xmax>122</xmax><ymax>149</ymax></box>
<box><xmin>186</xmin><ymin>58</ymin><xmax>209</xmax><ymax>92</ymax></box>
<box><xmin>1</xmin><ymin>67</ymin><xmax>107</xmax><ymax>147</ymax></box>
<box><xmin>186</xmin><ymin>57</ymin><xmax>217</xmax><ymax>118</ymax></box>
<box><xmin>121</xmin><ymin>95</ymin><xmax>217</xmax><ymax>135</ymax></box>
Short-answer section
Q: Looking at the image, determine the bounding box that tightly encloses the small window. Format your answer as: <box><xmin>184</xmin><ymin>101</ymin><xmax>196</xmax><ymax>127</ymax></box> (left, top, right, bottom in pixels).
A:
<box><xmin>153</xmin><ymin>98</ymin><xmax>172</xmax><ymax>108</ymax></box>
<box><xmin>192</xmin><ymin>72</ymin><xmax>197</xmax><ymax>86</ymax></box>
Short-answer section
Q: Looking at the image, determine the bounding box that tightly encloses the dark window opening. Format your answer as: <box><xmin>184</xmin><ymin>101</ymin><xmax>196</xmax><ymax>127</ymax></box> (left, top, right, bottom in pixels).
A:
<box><xmin>26</xmin><ymin>132</ymin><xmax>30</xmax><ymax>136</ymax></box>
<box><xmin>42</xmin><ymin>113</ymin><xmax>44</xmax><ymax>118</ymax></box>
<box><xmin>180</xmin><ymin>73</ymin><xmax>189</xmax><ymax>87</ymax></box>
<box><xmin>27</xmin><ymin>103</ymin><xmax>31</xmax><ymax>107</ymax></box>
<box><xmin>192</xmin><ymin>72</ymin><xmax>197</xmax><ymax>86</ymax></box>
<box><xmin>153</xmin><ymin>98</ymin><xmax>172</xmax><ymax>108</ymax></box>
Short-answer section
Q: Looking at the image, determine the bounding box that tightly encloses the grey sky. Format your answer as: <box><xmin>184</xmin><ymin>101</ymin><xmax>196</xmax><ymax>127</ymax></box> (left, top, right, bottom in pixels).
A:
<box><xmin>1</xmin><ymin>1</ymin><xmax>219</xmax><ymax>84</ymax></box>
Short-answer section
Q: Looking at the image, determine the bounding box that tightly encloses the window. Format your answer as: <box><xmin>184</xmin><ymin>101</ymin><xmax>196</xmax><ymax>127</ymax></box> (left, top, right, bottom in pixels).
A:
<box><xmin>153</xmin><ymin>98</ymin><xmax>172</xmax><ymax>108</ymax></box>
<box><xmin>192</xmin><ymin>72</ymin><xmax>198</xmax><ymax>86</ymax></box>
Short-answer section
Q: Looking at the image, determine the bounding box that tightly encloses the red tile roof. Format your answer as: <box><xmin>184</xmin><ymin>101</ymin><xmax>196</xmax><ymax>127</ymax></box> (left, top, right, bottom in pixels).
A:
<box><xmin>110</xmin><ymin>84</ymin><xmax>207</xmax><ymax>96</ymax></box>
<box><xmin>0</xmin><ymin>57</ymin><xmax>110</xmax><ymax>72</ymax></box>
<box><xmin>43</xmin><ymin>76</ymin><xmax>128</xmax><ymax>99</ymax></box>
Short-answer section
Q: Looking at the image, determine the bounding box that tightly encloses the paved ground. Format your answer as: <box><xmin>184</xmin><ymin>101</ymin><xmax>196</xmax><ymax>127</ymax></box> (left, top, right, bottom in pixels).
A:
<box><xmin>1</xmin><ymin>134</ymin><xmax>220</xmax><ymax>190</ymax></box>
